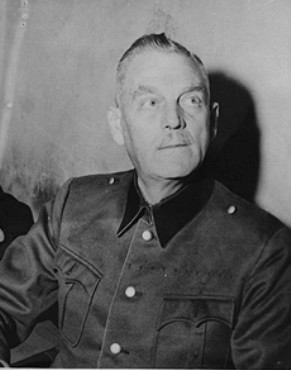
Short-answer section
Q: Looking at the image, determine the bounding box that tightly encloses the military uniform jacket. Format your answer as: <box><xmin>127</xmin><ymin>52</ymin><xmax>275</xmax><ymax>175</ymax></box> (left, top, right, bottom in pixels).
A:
<box><xmin>0</xmin><ymin>170</ymin><xmax>290</xmax><ymax>368</ymax></box>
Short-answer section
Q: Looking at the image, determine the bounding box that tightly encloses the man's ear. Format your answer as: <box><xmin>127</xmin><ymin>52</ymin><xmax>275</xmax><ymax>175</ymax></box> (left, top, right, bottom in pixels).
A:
<box><xmin>210</xmin><ymin>102</ymin><xmax>219</xmax><ymax>141</ymax></box>
<box><xmin>107</xmin><ymin>106</ymin><xmax>124</xmax><ymax>146</ymax></box>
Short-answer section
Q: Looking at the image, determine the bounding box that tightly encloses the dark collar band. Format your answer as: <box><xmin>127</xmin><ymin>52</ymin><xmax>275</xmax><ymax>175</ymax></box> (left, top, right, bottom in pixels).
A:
<box><xmin>117</xmin><ymin>169</ymin><xmax>214</xmax><ymax>247</ymax></box>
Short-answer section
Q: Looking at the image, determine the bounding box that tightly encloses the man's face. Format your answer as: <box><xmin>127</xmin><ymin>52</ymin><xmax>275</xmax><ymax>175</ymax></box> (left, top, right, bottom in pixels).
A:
<box><xmin>109</xmin><ymin>50</ymin><xmax>212</xmax><ymax>182</ymax></box>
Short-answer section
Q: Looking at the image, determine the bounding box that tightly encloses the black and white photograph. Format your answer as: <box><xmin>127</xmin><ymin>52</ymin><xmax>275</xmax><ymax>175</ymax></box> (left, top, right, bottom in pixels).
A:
<box><xmin>0</xmin><ymin>0</ymin><xmax>290</xmax><ymax>368</ymax></box>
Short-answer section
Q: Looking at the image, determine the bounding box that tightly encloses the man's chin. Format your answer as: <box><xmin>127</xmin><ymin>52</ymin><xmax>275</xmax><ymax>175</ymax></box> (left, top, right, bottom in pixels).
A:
<box><xmin>151</xmin><ymin>151</ymin><xmax>203</xmax><ymax>179</ymax></box>
<box><xmin>153</xmin><ymin>165</ymin><xmax>199</xmax><ymax>180</ymax></box>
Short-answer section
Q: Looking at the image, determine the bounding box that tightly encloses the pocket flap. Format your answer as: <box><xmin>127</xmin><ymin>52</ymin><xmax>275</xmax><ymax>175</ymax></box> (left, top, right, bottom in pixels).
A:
<box><xmin>159</xmin><ymin>295</ymin><xmax>234</xmax><ymax>330</ymax></box>
<box><xmin>56</xmin><ymin>245</ymin><xmax>102</xmax><ymax>293</ymax></box>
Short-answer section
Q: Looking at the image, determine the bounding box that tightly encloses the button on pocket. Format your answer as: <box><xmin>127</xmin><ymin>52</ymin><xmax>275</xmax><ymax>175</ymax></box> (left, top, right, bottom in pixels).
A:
<box><xmin>154</xmin><ymin>295</ymin><xmax>234</xmax><ymax>368</ymax></box>
<box><xmin>56</xmin><ymin>246</ymin><xmax>102</xmax><ymax>347</ymax></box>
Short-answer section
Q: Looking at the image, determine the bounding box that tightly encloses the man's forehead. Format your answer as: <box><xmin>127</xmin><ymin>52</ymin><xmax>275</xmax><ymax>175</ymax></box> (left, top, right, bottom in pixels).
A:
<box><xmin>124</xmin><ymin>51</ymin><xmax>204</xmax><ymax>87</ymax></box>
<box><xmin>132</xmin><ymin>83</ymin><xmax>205</xmax><ymax>98</ymax></box>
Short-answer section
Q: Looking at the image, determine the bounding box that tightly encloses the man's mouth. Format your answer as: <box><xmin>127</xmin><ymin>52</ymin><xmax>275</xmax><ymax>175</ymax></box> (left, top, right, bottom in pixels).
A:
<box><xmin>158</xmin><ymin>143</ymin><xmax>189</xmax><ymax>150</ymax></box>
<box><xmin>158</xmin><ymin>131</ymin><xmax>192</xmax><ymax>150</ymax></box>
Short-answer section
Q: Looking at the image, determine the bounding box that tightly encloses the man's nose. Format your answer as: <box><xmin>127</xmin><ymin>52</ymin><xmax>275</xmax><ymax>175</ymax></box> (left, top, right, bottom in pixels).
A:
<box><xmin>164</xmin><ymin>104</ymin><xmax>185</xmax><ymax>130</ymax></box>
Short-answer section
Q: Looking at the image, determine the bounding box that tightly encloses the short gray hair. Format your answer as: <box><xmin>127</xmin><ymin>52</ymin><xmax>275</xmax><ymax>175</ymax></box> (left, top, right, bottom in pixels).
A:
<box><xmin>115</xmin><ymin>33</ymin><xmax>210</xmax><ymax>106</ymax></box>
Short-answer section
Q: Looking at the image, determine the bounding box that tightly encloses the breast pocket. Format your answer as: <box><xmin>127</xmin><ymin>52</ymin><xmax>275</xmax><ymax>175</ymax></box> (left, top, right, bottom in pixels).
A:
<box><xmin>154</xmin><ymin>295</ymin><xmax>234</xmax><ymax>369</ymax></box>
<box><xmin>55</xmin><ymin>246</ymin><xmax>102</xmax><ymax>347</ymax></box>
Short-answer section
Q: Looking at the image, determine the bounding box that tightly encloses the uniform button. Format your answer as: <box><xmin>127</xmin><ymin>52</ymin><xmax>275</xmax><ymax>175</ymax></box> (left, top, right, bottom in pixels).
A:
<box><xmin>125</xmin><ymin>286</ymin><xmax>136</xmax><ymax>298</ymax></box>
<box><xmin>110</xmin><ymin>342</ymin><xmax>121</xmax><ymax>355</ymax></box>
<box><xmin>227</xmin><ymin>205</ymin><xmax>237</xmax><ymax>214</ymax></box>
<box><xmin>108</xmin><ymin>176</ymin><xmax>115</xmax><ymax>185</ymax></box>
<box><xmin>0</xmin><ymin>229</ymin><xmax>5</xmax><ymax>242</ymax></box>
<box><xmin>142</xmin><ymin>230</ymin><xmax>153</xmax><ymax>241</ymax></box>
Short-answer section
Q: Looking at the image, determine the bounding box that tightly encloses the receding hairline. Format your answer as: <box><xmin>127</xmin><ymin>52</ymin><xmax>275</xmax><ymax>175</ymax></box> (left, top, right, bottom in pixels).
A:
<box><xmin>115</xmin><ymin>34</ymin><xmax>210</xmax><ymax>107</ymax></box>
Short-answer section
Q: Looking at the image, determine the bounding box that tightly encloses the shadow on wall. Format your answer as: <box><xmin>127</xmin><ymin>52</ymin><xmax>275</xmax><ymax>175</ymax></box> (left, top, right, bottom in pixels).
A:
<box><xmin>206</xmin><ymin>71</ymin><xmax>260</xmax><ymax>203</ymax></box>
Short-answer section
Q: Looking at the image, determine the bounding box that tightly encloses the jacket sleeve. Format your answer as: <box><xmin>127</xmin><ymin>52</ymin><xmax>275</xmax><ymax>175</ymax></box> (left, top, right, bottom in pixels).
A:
<box><xmin>231</xmin><ymin>226</ymin><xmax>291</xmax><ymax>369</ymax></box>
<box><xmin>0</xmin><ymin>179</ymin><xmax>73</xmax><ymax>364</ymax></box>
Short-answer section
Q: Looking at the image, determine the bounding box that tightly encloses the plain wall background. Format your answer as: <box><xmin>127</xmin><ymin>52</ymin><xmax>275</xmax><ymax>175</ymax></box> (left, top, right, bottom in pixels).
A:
<box><xmin>0</xmin><ymin>0</ymin><xmax>290</xmax><ymax>225</ymax></box>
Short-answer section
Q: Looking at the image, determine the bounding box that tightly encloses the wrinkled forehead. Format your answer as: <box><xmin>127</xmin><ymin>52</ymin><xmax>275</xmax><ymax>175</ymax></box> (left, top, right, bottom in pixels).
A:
<box><xmin>118</xmin><ymin>49</ymin><xmax>210</xmax><ymax>103</ymax></box>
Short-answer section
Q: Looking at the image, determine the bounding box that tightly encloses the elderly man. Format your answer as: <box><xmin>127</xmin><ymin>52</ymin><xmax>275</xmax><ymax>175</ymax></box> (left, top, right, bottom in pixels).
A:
<box><xmin>0</xmin><ymin>33</ymin><xmax>290</xmax><ymax>369</ymax></box>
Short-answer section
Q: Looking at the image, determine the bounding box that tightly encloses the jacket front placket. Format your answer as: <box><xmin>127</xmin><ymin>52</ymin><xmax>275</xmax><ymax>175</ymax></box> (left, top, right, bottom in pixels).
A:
<box><xmin>97</xmin><ymin>214</ymin><xmax>166</xmax><ymax>368</ymax></box>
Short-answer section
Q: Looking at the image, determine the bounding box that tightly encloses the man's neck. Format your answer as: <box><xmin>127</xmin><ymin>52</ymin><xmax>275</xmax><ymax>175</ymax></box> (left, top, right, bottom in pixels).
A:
<box><xmin>137</xmin><ymin>175</ymin><xmax>185</xmax><ymax>205</ymax></box>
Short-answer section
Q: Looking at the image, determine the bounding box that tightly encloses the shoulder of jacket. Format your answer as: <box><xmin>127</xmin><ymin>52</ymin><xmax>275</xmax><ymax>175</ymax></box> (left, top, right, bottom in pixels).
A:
<box><xmin>212</xmin><ymin>181</ymin><xmax>284</xmax><ymax>236</ymax></box>
<box><xmin>66</xmin><ymin>169</ymin><xmax>134</xmax><ymax>196</ymax></box>
<box><xmin>50</xmin><ymin>170</ymin><xmax>134</xmax><ymax>225</ymax></box>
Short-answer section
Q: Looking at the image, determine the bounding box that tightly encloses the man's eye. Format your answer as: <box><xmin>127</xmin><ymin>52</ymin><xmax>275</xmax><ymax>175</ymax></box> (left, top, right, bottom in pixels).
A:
<box><xmin>188</xmin><ymin>96</ymin><xmax>202</xmax><ymax>105</ymax></box>
<box><xmin>142</xmin><ymin>98</ymin><xmax>159</xmax><ymax>108</ymax></box>
<box><xmin>180</xmin><ymin>94</ymin><xmax>203</xmax><ymax>108</ymax></box>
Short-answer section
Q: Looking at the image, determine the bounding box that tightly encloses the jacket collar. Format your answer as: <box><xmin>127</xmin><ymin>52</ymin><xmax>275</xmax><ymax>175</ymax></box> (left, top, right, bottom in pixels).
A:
<box><xmin>117</xmin><ymin>168</ymin><xmax>214</xmax><ymax>247</ymax></box>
